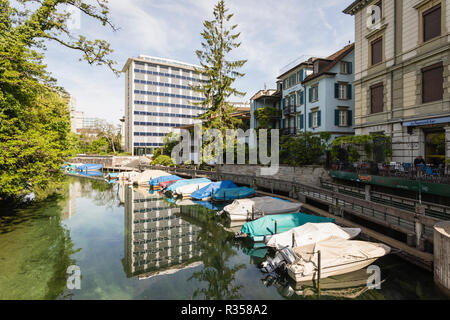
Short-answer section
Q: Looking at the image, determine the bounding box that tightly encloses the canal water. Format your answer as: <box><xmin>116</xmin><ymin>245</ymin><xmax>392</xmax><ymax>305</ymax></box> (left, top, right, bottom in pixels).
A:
<box><xmin>0</xmin><ymin>177</ymin><xmax>447</xmax><ymax>300</ymax></box>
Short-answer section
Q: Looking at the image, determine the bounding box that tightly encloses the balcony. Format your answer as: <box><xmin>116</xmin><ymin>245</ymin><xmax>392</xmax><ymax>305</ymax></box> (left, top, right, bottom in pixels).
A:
<box><xmin>282</xmin><ymin>105</ymin><xmax>296</xmax><ymax>115</ymax></box>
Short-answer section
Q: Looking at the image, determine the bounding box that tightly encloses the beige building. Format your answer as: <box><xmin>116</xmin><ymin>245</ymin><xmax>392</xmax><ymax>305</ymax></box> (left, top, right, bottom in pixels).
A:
<box><xmin>121</xmin><ymin>55</ymin><xmax>207</xmax><ymax>156</ymax></box>
<box><xmin>344</xmin><ymin>0</ymin><xmax>450</xmax><ymax>165</ymax></box>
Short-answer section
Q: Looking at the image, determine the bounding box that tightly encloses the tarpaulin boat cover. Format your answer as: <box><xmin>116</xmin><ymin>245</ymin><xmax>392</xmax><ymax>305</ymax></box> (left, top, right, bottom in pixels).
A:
<box><xmin>265</xmin><ymin>222</ymin><xmax>361</xmax><ymax>249</ymax></box>
<box><xmin>175</xmin><ymin>182</ymin><xmax>212</xmax><ymax>197</ymax></box>
<box><xmin>224</xmin><ymin>197</ymin><xmax>303</xmax><ymax>221</ymax></box>
<box><xmin>78</xmin><ymin>170</ymin><xmax>103</xmax><ymax>177</ymax></box>
<box><xmin>289</xmin><ymin>237</ymin><xmax>391</xmax><ymax>281</ymax></box>
<box><xmin>240</xmin><ymin>213</ymin><xmax>335</xmax><ymax>242</ymax></box>
<box><xmin>77</xmin><ymin>164</ymin><xmax>103</xmax><ymax>171</ymax></box>
<box><xmin>131</xmin><ymin>170</ymin><xmax>168</xmax><ymax>186</ymax></box>
<box><xmin>159</xmin><ymin>180</ymin><xmax>180</xmax><ymax>189</ymax></box>
<box><xmin>212</xmin><ymin>187</ymin><xmax>255</xmax><ymax>201</ymax></box>
<box><xmin>149</xmin><ymin>175</ymin><xmax>182</xmax><ymax>186</ymax></box>
<box><xmin>192</xmin><ymin>201</ymin><xmax>225</xmax><ymax>211</ymax></box>
<box><xmin>166</xmin><ymin>178</ymin><xmax>211</xmax><ymax>192</ymax></box>
<box><xmin>191</xmin><ymin>180</ymin><xmax>237</xmax><ymax>200</ymax></box>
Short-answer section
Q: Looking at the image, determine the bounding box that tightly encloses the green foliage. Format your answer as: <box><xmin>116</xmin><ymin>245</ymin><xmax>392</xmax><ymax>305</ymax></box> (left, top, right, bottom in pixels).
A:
<box><xmin>0</xmin><ymin>0</ymin><xmax>117</xmax><ymax>202</ymax></box>
<box><xmin>152</xmin><ymin>148</ymin><xmax>162</xmax><ymax>158</ymax></box>
<box><xmin>330</xmin><ymin>134</ymin><xmax>392</xmax><ymax>162</ymax></box>
<box><xmin>254</xmin><ymin>107</ymin><xmax>281</xmax><ymax>129</ymax></box>
<box><xmin>279</xmin><ymin>132</ymin><xmax>331</xmax><ymax>166</ymax></box>
<box><xmin>152</xmin><ymin>155</ymin><xmax>175</xmax><ymax>167</ymax></box>
<box><xmin>191</xmin><ymin>0</ymin><xmax>247</xmax><ymax>133</ymax></box>
<box><xmin>162</xmin><ymin>132</ymin><xmax>180</xmax><ymax>156</ymax></box>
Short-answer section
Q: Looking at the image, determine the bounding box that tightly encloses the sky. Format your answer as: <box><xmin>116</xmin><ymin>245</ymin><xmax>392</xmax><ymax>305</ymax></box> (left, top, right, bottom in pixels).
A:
<box><xmin>42</xmin><ymin>0</ymin><xmax>355</xmax><ymax>124</ymax></box>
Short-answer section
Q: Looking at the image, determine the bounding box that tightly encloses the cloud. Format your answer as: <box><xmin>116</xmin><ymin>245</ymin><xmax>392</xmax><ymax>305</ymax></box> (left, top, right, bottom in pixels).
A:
<box><xmin>42</xmin><ymin>0</ymin><xmax>355</xmax><ymax>122</ymax></box>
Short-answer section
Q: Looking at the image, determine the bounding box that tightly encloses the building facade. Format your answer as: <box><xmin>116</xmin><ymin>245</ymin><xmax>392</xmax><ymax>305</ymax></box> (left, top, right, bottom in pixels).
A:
<box><xmin>122</xmin><ymin>55</ymin><xmax>207</xmax><ymax>156</ymax></box>
<box><xmin>249</xmin><ymin>85</ymin><xmax>281</xmax><ymax>129</ymax></box>
<box><xmin>277</xmin><ymin>44</ymin><xmax>355</xmax><ymax>140</ymax></box>
<box><xmin>344</xmin><ymin>0</ymin><xmax>450</xmax><ymax>165</ymax></box>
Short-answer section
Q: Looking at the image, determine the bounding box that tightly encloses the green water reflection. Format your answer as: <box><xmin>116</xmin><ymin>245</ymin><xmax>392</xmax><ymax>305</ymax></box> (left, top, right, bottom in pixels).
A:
<box><xmin>0</xmin><ymin>177</ymin><xmax>448</xmax><ymax>300</ymax></box>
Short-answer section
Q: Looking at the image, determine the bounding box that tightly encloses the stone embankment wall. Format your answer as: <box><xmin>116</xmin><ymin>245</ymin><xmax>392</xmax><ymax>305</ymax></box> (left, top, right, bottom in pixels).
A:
<box><xmin>215</xmin><ymin>164</ymin><xmax>331</xmax><ymax>186</ymax></box>
<box><xmin>434</xmin><ymin>221</ymin><xmax>450</xmax><ymax>296</ymax></box>
<box><xmin>70</xmin><ymin>155</ymin><xmax>140</xmax><ymax>167</ymax></box>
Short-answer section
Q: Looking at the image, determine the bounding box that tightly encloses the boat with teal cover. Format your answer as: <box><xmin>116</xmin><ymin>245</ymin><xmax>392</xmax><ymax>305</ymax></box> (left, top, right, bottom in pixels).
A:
<box><xmin>212</xmin><ymin>187</ymin><xmax>255</xmax><ymax>202</ymax></box>
<box><xmin>191</xmin><ymin>180</ymin><xmax>237</xmax><ymax>200</ymax></box>
<box><xmin>149</xmin><ymin>175</ymin><xmax>182</xmax><ymax>187</ymax></box>
<box><xmin>77</xmin><ymin>163</ymin><xmax>103</xmax><ymax>171</ymax></box>
<box><xmin>165</xmin><ymin>178</ymin><xmax>211</xmax><ymax>193</ymax></box>
<box><xmin>240</xmin><ymin>213</ymin><xmax>335</xmax><ymax>242</ymax></box>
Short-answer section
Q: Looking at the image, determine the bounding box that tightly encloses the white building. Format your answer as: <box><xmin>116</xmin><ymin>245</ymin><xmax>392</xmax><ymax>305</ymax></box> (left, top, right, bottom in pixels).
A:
<box><xmin>122</xmin><ymin>55</ymin><xmax>208</xmax><ymax>156</ymax></box>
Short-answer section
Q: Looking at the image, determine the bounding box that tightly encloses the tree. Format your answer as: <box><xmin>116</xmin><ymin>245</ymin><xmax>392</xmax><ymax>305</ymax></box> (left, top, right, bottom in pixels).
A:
<box><xmin>95</xmin><ymin>120</ymin><xmax>120</xmax><ymax>154</ymax></box>
<box><xmin>192</xmin><ymin>0</ymin><xmax>247</xmax><ymax>132</ymax></box>
<box><xmin>0</xmin><ymin>0</ymin><xmax>117</xmax><ymax>201</ymax></box>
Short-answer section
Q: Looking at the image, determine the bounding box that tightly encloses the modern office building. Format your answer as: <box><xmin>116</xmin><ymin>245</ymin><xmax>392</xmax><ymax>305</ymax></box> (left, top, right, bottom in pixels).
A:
<box><xmin>344</xmin><ymin>0</ymin><xmax>450</xmax><ymax>165</ymax></box>
<box><xmin>122</xmin><ymin>55</ymin><xmax>208</xmax><ymax>156</ymax></box>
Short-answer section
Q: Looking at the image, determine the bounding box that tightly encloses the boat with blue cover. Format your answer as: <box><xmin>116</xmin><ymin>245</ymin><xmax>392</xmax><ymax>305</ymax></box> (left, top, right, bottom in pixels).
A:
<box><xmin>239</xmin><ymin>213</ymin><xmax>335</xmax><ymax>242</ymax></box>
<box><xmin>77</xmin><ymin>163</ymin><xmax>104</xmax><ymax>171</ymax></box>
<box><xmin>78</xmin><ymin>170</ymin><xmax>103</xmax><ymax>177</ymax></box>
<box><xmin>212</xmin><ymin>186</ymin><xmax>255</xmax><ymax>202</ymax></box>
<box><xmin>165</xmin><ymin>178</ymin><xmax>211</xmax><ymax>196</ymax></box>
<box><xmin>191</xmin><ymin>180</ymin><xmax>237</xmax><ymax>200</ymax></box>
<box><xmin>149</xmin><ymin>175</ymin><xmax>183</xmax><ymax>189</ymax></box>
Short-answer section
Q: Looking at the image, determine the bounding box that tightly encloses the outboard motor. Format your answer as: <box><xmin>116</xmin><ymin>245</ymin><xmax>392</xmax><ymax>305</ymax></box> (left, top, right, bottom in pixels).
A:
<box><xmin>260</xmin><ymin>246</ymin><xmax>297</xmax><ymax>273</ymax></box>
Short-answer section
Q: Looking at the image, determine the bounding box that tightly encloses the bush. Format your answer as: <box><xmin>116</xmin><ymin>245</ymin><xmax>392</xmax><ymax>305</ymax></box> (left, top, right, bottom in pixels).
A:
<box><xmin>152</xmin><ymin>155</ymin><xmax>175</xmax><ymax>167</ymax></box>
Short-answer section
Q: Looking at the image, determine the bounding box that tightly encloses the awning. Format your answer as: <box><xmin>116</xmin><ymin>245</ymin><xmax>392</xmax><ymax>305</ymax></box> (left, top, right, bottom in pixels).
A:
<box><xmin>402</xmin><ymin>116</ymin><xmax>450</xmax><ymax>127</ymax></box>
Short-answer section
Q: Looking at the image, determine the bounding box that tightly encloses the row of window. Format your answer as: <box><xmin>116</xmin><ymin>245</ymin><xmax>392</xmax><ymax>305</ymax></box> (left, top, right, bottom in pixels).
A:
<box><xmin>135</xmin><ymin>61</ymin><xmax>202</xmax><ymax>78</ymax></box>
<box><xmin>134</xmin><ymin>132</ymin><xmax>170</xmax><ymax>137</ymax></box>
<box><xmin>134</xmin><ymin>100</ymin><xmax>204</xmax><ymax>111</ymax></box>
<box><xmin>370</xmin><ymin>62</ymin><xmax>443</xmax><ymax>114</ymax></box>
<box><xmin>134</xmin><ymin>121</ymin><xmax>184</xmax><ymax>128</ymax></box>
<box><xmin>134</xmin><ymin>90</ymin><xmax>204</xmax><ymax>101</ymax></box>
<box><xmin>134</xmin><ymin>79</ymin><xmax>196</xmax><ymax>90</ymax></box>
<box><xmin>134</xmin><ymin>111</ymin><xmax>196</xmax><ymax>119</ymax></box>
<box><xmin>134</xmin><ymin>142</ymin><xmax>164</xmax><ymax>147</ymax></box>
<box><xmin>133</xmin><ymin>68</ymin><xmax>206</xmax><ymax>83</ymax></box>
<box><xmin>282</xmin><ymin>109</ymin><xmax>352</xmax><ymax>129</ymax></box>
<box><xmin>282</xmin><ymin>83</ymin><xmax>352</xmax><ymax>107</ymax></box>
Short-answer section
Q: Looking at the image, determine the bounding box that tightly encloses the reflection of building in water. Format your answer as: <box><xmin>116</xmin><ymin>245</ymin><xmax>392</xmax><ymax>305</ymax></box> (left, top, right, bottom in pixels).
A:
<box><xmin>123</xmin><ymin>187</ymin><xmax>202</xmax><ymax>279</ymax></box>
<box><xmin>61</xmin><ymin>180</ymin><xmax>82</xmax><ymax>220</ymax></box>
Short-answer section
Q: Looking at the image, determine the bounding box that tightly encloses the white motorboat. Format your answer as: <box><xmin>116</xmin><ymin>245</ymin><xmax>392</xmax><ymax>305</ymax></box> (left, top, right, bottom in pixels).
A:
<box><xmin>287</xmin><ymin>237</ymin><xmax>390</xmax><ymax>282</ymax></box>
<box><xmin>175</xmin><ymin>182</ymin><xmax>212</xmax><ymax>198</ymax></box>
<box><xmin>223</xmin><ymin>196</ymin><xmax>303</xmax><ymax>221</ymax></box>
<box><xmin>265</xmin><ymin>222</ymin><xmax>361</xmax><ymax>250</ymax></box>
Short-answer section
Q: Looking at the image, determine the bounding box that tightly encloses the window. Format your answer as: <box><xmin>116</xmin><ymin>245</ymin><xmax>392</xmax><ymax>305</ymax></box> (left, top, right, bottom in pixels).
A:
<box><xmin>311</xmin><ymin>85</ymin><xmax>319</xmax><ymax>102</ymax></box>
<box><xmin>370</xmin><ymin>83</ymin><xmax>384</xmax><ymax>113</ymax></box>
<box><xmin>422</xmin><ymin>62</ymin><xmax>443</xmax><ymax>103</ymax></box>
<box><xmin>312</xmin><ymin>111</ymin><xmax>318</xmax><ymax>128</ymax></box>
<box><xmin>423</xmin><ymin>4</ymin><xmax>441</xmax><ymax>42</ymax></box>
<box><xmin>339</xmin><ymin>83</ymin><xmax>347</xmax><ymax>100</ymax></box>
<box><xmin>371</xmin><ymin>37</ymin><xmax>383</xmax><ymax>65</ymax></box>
<box><xmin>339</xmin><ymin>110</ymin><xmax>348</xmax><ymax>127</ymax></box>
<box><xmin>341</xmin><ymin>62</ymin><xmax>349</xmax><ymax>74</ymax></box>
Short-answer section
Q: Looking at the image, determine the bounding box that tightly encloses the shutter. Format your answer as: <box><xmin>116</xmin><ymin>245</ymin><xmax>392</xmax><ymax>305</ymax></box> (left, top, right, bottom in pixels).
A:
<box><xmin>371</xmin><ymin>83</ymin><xmax>384</xmax><ymax>113</ymax></box>
<box><xmin>300</xmin><ymin>114</ymin><xmax>304</xmax><ymax>129</ymax></box>
<box><xmin>309</xmin><ymin>88</ymin><xmax>312</xmax><ymax>102</ymax></box>
<box><xmin>293</xmin><ymin>94</ymin><xmax>297</xmax><ymax>107</ymax></box>
<box><xmin>317</xmin><ymin>110</ymin><xmax>321</xmax><ymax>127</ymax></box>
<box><xmin>348</xmin><ymin>62</ymin><xmax>353</xmax><ymax>74</ymax></box>
<box><xmin>347</xmin><ymin>84</ymin><xmax>352</xmax><ymax>100</ymax></box>
<box><xmin>422</xmin><ymin>63</ymin><xmax>443</xmax><ymax>103</ymax></box>
<box><xmin>335</xmin><ymin>110</ymin><xmax>340</xmax><ymax>126</ymax></box>
<box><xmin>371</xmin><ymin>37</ymin><xmax>382</xmax><ymax>65</ymax></box>
<box><xmin>300</xmin><ymin>91</ymin><xmax>304</xmax><ymax>105</ymax></box>
<box><xmin>308</xmin><ymin>113</ymin><xmax>312</xmax><ymax>128</ymax></box>
<box><xmin>335</xmin><ymin>83</ymin><xmax>339</xmax><ymax>98</ymax></box>
<box><xmin>282</xmin><ymin>98</ymin><xmax>285</xmax><ymax>108</ymax></box>
<box><xmin>348</xmin><ymin>110</ymin><xmax>353</xmax><ymax>126</ymax></box>
<box><xmin>423</xmin><ymin>4</ymin><xmax>441</xmax><ymax>42</ymax></box>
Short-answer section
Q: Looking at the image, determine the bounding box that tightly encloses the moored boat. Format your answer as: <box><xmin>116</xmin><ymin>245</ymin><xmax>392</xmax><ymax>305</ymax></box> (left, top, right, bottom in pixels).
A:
<box><xmin>77</xmin><ymin>163</ymin><xmax>104</xmax><ymax>171</ymax></box>
<box><xmin>130</xmin><ymin>170</ymin><xmax>168</xmax><ymax>186</ymax></box>
<box><xmin>165</xmin><ymin>178</ymin><xmax>211</xmax><ymax>196</ymax></box>
<box><xmin>175</xmin><ymin>182</ymin><xmax>212</xmax><ymax>198</ymax></box>
<box><xmin>264</xmin><ymin>222</ymin><xmax>361</xmax><ymax>249</ymax></box>
<box><xmin>150</xmin><ymin>175</ymin><xmax>182</xmax><ymax>190</ymax></box>
<box><xmin>212</xmin><ymin>186</ymin><xmax>255</xmax><ymax>202</ymax></box>
<box><xmin>223</xmin><ymin>196</ymin><xmax>303</xmax><ymax>222</ymax></box>
<box><xmin>159</xmin><ymin>179</ymin><xmax>182</xmax><ymax>190</ymax></box>
<box><xmin>191</xmin><ymin>180</ymin><xmax>237</xmax><ymax>201</ymax></box>
<box><xmin>287</xmin><ymin>237</ymin><xmax>391</xmax><ymax>282</ymax></box>
<box><xmin>239</xmin><ymin>213</ymin><xmax>335</xmax><ymax>242</ymax></box>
